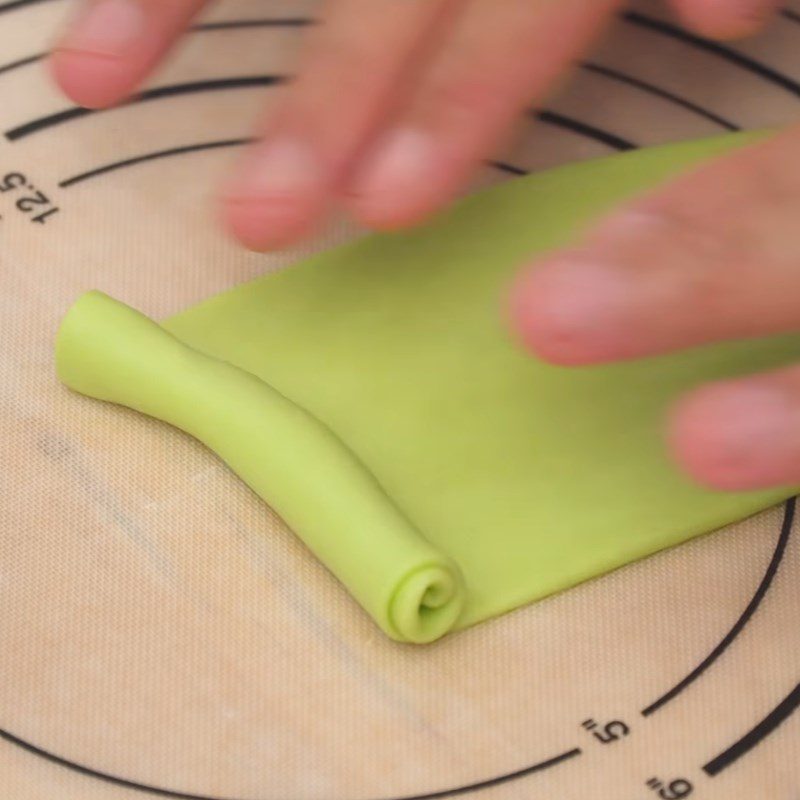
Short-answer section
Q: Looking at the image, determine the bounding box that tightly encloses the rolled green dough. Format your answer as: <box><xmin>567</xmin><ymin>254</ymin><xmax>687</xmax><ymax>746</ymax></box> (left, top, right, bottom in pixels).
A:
<box><xmin>56</xmin><ymin>133</ymin><xmax>799</xmax><ymax>644</ymax></box>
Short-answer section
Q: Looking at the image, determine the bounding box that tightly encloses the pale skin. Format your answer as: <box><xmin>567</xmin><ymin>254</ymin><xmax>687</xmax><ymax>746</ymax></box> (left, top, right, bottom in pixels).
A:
<box><xmin>50</xmin><ymin>0</ymin><xmax>800</xmax><ymax>492</ymax></box>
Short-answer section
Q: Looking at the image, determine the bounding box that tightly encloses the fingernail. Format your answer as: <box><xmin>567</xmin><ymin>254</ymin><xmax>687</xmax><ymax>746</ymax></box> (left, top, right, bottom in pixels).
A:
<box><xmin>63</xmin><ymin>0</ymin><xmax>144</xmax><ymax>56</ymax></box>
<box><xmin>225</xmin><ymin>139</ymin><xmax>319</xmax><ymax>201</ymax></box>
<box><xmin>351</xmin><ymin>128</ymin><xmax>436</xmax><ymax>199</ymax></box>
<box><xmin>675</xmin><ymin>384</ymin><xmax>799</xmax><ymax>490</ymax></box>
<box><xmin>513</xmin><ymin>259</ymin><xmax>635</xmax><ymax>364</ymax></box>
<box><xmin>222</xmin><ymin>139</ymin><xmax>322</xmax><ymax>250</ymax></box>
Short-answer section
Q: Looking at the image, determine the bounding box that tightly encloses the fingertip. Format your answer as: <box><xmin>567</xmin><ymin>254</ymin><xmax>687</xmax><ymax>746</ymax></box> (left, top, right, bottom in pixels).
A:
<box><xmin>347</xmin><ymin>194</ymin><xmax>439</xmax><ymax>233</ymax></box>
<box><xmin>219</xmin><ymin>196</ymin><xmax>318</xmax><ymax>252</ymax></box>
<box><xmin>49</xmin><ymin>0</ymin><xmax>148</xmax><ymax>108</ymax></box>
<box><xmin>670</xmin><ymin>386</ymin><xmax>734</xmax><ymax>489</ymax></box>
<box><xmin>670</xmin><ymin>381</ymin><xmax>798</xmax><ymax>491</ymax></box>
<box><xmin>509</xmin><ymin>266</ymin><xmax>574</xmax><ymax>365</ymax></box>
<box><xmin>219</xmin><ymin>139</ymin><xmax>329</xmax><ymax>251</ymax></box>
<box><xmin>509</xmin><ymin>259</ymin><xmax>635</xmax><ymax>366</ymax></box>
<box><xmin>673</xmin><ymin>0</ymin><xmax>779</xmax><ymax>40</ymax></box>
<box><xmin>49</xmin><ymin>49</ymin><xmax>133</xmax><ymax>109</ymax></box>
<box><xmin>346</xmin><ymin>128</ymin><xmax>455</xmax><ymax>232</ymax></box>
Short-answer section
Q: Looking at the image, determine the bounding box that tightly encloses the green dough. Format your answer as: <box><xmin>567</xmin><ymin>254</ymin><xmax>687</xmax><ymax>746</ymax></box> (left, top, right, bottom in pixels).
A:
<box><xmin>56</xmin><ymin>133</ymin><xmax>798</xmax><ymax>644</ymax></box>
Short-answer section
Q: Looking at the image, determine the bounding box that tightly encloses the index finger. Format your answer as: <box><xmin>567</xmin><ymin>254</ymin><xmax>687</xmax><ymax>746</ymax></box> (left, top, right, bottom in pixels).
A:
<box><xmin>669</xmin><ymin>0</ymin><xmax>781</xmax><ymax>39</ymax></box>
<box><xmin>51</xmin><ymin>0</ymin><xmax>209</xmax><ymax>109</ymax></box>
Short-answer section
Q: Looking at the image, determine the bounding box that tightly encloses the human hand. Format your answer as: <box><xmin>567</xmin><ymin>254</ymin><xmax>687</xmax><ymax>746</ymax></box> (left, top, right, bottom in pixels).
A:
<box><xmin>512</xmin><ymin>124</ymin><xmax>800</xmax><ymax>493</ymax></box>
<box><xmin>50</xmin><ymin>0</ymin><xmax>778</xmax><ymax>251</ymax></box>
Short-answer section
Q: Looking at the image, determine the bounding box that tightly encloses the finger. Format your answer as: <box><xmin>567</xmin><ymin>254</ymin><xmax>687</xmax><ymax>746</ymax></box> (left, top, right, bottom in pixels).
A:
<box><xmin>220</xmin><ymin>0</ymin><xmax>457</xmax><ymax>252</ymax></box>
<box><xmin>51</xmin><ymin>0</ymin><xmax>208</xmax><ymax>109</ymax></box>
<box><xmin>512</xmin><ymin>125</ymin><xmax>800</xmax><ymax>366</ymax></box>
<box><xmin>669</xmin><ymin>0</ymin><xmax>781</xmax><ymax>39</ymax></box>
<box><xmin>345</xmin><ymin>0</ymin><xmax>621</xmax><ymax>231</ymax></box>
<box><xmin>671</xmin><ymin>366</ymin><xmax>800</xmax><ymax>490</ymax></box>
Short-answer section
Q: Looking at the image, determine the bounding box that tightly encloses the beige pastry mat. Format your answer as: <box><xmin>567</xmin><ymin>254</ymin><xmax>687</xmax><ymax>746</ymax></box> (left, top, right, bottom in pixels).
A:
<box><xmin>1</xmin><ymin>1</ymin><xmax>799</xmax><ymax>798</ymax></box>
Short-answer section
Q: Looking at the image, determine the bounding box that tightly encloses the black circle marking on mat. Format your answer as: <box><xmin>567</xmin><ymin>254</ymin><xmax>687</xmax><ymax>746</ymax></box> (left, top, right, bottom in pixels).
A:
<box><xmin>533</xmin><ymin>110</ymin><xmax>635</xmax><ymax>151</ymax></box>
<box><xmin>579</xmin><ymin>62</ymin><xmax>740</xmax><ymax>131</ymax></box>
<box><xmin>0</xmin><ymin>48</ymin><xmax>746</xmax><ymax>139</ymax></box>
<box><xmin>623</xmin><ymin>11</ymin><xmax>800</xmax><ymax>99</ymax></box>
<box><xmin>194</xmin><ymin>18</ymin><xmax>313</xmax><ymax>32</ymax></box>
<box><xmin>0</xmin><ymin>0</ymin><xmax>58</xmax><ymax>15</ymax></box>
<box><xmin>703</xmin><ymin>679</ymin><xmax>800</xmax><ymax>776</ymax></box>
<box><xmin>56</xmin><ymin>139</ymin><xmax>531</xmax><ymax>188</ymax></box>
<box><xmin>783</xmin><ymin>9</ymin><xmax>800</xmax><ymax>26</ymax></box>
<box><xmin>0</xmin><ymin>727</ymin><xmax>582</xmax><ymax>800</ymax></box>
<box><xmin>4</xmin><ymin>76</ymin><xmax>288</xmax><ymax>141</ymax></box>
<box><xmin>50</xmin><ymin>102</ymin><xmax>634</xmax><ymax>184</ymax></box>
<box><xmin>6</xmin><ymin>68</ymin><xmax>633</xmax><ymax>161</ymax></box>
<box><xmin>0</xmin><ymin>53</ymin><xmax>42</xmax><ymax>78</ymax></box>
<box><xmin>642</xmin><ymin>498</ymin><xmax>795</xmax><ymax>717</ymax></box>
<box><xmin>58</xmin><ymin>139</ymin><xmax>254</xmax><ymax>187</ymax></box>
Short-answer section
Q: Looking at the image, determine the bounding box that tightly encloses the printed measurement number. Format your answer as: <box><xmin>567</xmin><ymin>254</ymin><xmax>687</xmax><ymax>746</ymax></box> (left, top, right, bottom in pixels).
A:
<box><xmin>646</xmin><ymin>777</ymin><xmax>694</xmax><ymax>798</ymax></box>
<box><xmin>579</xmin><ymin>720</ymin><xmax>694</xmax><ymax>798</ymax></box>
<box><xmin>582</xmin><ymin>717</ymin><xmax>631</xmax><ymax>744</ymax></box>
<box><xmin>1</xmin><ymin>172</ymin><xmax>60</xmax><ymax>224</ymax></box>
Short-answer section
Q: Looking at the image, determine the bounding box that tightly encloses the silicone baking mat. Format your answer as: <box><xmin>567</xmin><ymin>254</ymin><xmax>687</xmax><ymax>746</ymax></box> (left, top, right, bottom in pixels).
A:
<box><xmin>0</xmin><ymin>2</ymin><xmax>798</xmax><ymax>797</ymax></box>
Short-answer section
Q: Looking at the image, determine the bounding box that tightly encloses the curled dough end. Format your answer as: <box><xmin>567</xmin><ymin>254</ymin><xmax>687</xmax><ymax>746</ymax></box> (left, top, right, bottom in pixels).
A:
<box><xmin>388</xmin><ymin>563</ymin><xmax>466</xmax><ymax>644</ymax></box>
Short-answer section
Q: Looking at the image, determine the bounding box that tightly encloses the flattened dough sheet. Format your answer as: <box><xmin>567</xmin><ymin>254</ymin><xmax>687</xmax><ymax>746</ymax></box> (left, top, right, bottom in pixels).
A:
<box><xmin>56</xmin><ymin>133</ymin><xmax>798</xmax><ymax>643</ymax></box>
